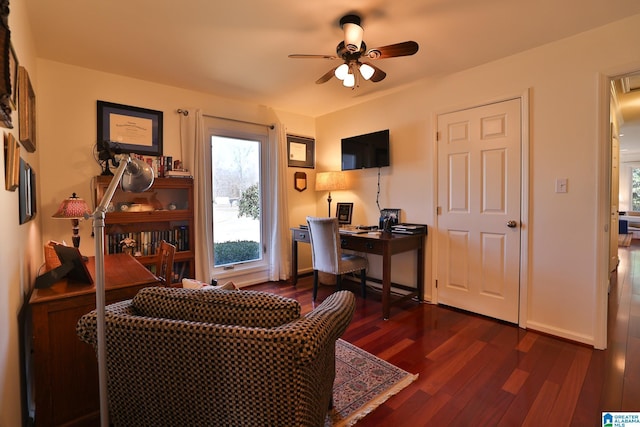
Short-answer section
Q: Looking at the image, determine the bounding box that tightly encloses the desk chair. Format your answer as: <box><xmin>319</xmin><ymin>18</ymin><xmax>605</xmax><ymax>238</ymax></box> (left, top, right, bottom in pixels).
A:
<box><xmin>306</xmin><ymin>216</ymin><xmax>367</xmax><ymax>301</ymax></box>
<box><xmin>155</xmin><ymin>240</ymin><xmax>176</xmax><ymax>286</ymax></box>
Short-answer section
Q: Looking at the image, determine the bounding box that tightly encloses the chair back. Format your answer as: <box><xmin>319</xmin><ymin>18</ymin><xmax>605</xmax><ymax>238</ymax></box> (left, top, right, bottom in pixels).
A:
<box><xmin>306</xmin><ymin>217</ymin><xmax>341</xmax><ymax>275</ymax></box>
<box><xmin>155</xmin><ymin>240</ymin><xmax>176</xmax><ymax>286</ymax></box>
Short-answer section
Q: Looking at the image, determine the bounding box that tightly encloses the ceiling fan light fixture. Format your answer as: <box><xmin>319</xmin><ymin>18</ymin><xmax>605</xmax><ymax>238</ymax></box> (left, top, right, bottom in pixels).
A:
<box><xmin>343</xmin><ymin>23</ymin><xmax>363</xmax><ymax>52</ymax></box>
<box><xmin>335</xmin><ymin>63</ymin><xmax>349</xmax><ymax>80</ymax></box>
<box><xmin>343</xmin><ymin>72</ymin><xmax>355</xmax><ymax>88</ymax></box>
<box><xmin>340</xmin><ymin>14</ymin><xmax>363</xmax><ymax>53</ymax></box>
<box><xmin>359</xmin><ymin>63</ymin><xmax>375</xmax><ymax>80</ymax></box>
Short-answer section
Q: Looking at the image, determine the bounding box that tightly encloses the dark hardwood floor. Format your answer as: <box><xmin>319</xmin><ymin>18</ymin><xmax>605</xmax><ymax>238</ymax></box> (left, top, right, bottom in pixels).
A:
<box><xmin>247</xmin><ymin>242</ymin><xmax>640</xmax><ymax>426</ymax></box>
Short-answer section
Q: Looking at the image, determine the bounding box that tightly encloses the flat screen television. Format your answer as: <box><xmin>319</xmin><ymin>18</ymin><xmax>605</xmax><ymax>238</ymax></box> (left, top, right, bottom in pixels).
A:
<box><xmin>341</xmin><ymin>129</ymin><xmax>390</xmax><ymax>170</ymax></box>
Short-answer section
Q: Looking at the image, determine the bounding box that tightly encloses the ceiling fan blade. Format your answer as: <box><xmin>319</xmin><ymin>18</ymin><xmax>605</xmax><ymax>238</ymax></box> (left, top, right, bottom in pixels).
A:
<box><xmin>363</xmin><ymin>62</ymin><xmax>387</xmax><ymax>82</ymax></box>
<box><xmin>316</xmin><ymin>67</ymin><xmax>338</xmax><ymax>84</ymax></box>
<box><xmin>365</xmin><ymin>41</ymin><xmax>419</xmax><ymax>59</ymax></box>
<box><xmin>288</xmin><ymin>54</ymin><xmax>338</xmax><ymax>60</ymax></box>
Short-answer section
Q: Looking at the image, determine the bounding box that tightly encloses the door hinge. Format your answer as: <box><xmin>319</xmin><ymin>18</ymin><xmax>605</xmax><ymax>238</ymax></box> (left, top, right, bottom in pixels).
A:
<box><xmin>436</xmin><ymin>131</ymin><xmax>440</xmax><ymax>141</ymax></box>
<box><xmin>435</xmin><ymin>279</ymin><xmax>438</xmax><ymax>288</ymax></box>
<box><xmin>437</xmin><ymin>206</ymin><xmax>442</xmax><ymax>215</ymax></box>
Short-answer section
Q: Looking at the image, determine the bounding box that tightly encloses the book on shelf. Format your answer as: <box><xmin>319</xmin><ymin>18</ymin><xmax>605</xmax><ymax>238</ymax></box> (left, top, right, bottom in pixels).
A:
<box><xmin>165</xmin><ymin>169</ymin><xmax>193</xmax><ymax>178</ymax></box>
<box><xmin>107</xmin><ymin>225</ymin><xmax>190</xmax><ymax>255</ymax></box>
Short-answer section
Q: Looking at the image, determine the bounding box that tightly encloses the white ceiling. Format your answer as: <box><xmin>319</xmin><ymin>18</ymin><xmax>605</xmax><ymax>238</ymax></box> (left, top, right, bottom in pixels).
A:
<box><xmin>24</xmin><ymin>0</ymin><xmax>640</xmax><ymax>117</ymax></box>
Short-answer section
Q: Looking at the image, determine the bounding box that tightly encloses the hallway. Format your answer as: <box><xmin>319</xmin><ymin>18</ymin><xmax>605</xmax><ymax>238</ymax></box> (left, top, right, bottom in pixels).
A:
<box><xmin>603</xmin><ymin>242</ymin><xmax>640</xmax><ymax>408</ymax></box>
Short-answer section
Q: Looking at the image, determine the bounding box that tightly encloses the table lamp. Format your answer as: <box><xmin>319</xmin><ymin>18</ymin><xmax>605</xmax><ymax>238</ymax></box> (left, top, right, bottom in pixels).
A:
<box><xmin>52</xmin><ymin>193</ymin><xmax>91</xmax><ymax>249</ymax></box>
<box><xmin>315</xmin><ymin>171</ymin><xmax>347</xmax><ymax>217</ymax></box>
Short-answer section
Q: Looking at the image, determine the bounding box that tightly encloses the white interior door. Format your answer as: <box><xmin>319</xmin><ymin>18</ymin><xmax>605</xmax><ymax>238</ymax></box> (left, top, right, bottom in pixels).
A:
<box><xmin>609</xmin><ymin>129</ymin><xmax>620</xmax><ymax>273</ymax></box>
<box><xmin>436</xmin><ymin>98</ymin><xmax>522</xmax><ymax>323</ymax></box>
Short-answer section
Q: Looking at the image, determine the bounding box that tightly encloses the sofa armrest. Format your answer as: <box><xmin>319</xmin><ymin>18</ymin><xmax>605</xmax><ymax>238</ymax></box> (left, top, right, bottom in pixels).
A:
<box><xmin>132</xmin><ymin>287</ymin><xmax>301</xmax><ymax>327</ymax></box>
<box><xmin>274</xmin><ymin>290</ymin><xmax>356</xmax><ymax>365</ymax></box>
<box><xmin>76</xmin><ymin>299</ymin><xmax>134</xmax><ymax>346</ymax></box>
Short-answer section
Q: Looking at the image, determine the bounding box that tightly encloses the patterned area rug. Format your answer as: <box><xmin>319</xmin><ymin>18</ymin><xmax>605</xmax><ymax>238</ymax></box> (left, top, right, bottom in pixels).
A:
<box><xmin>326</xmin><ymin>339</ymin><xmax>418</xmax><ymax>426</ymax></box>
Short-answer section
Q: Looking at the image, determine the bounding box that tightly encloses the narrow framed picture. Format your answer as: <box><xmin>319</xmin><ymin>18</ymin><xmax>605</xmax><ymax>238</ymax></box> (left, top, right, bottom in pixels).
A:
<box><xmin>287</xmin><ymin>134</ymin><xmax>315</xmax><ymax>168</ymax></box>
<box><xmin>336</xmin><ymin>202</ymin><xmax>353</xmax><ymax>224</ymax></box>
<box><xmin>4</xmin><ymin>132</ymin><xmax>19</xmax><ymax>191</ymax></box>
<box><xmin>9</xmin><ymin>43</ymin><xmax>17</xmax><ymax>109</ymax></box>
<box><xmin>18</xmin><ymin>66</ymin><xmax>36</xmax><ymax>152</ymax></box>
<box><xmin>19</xmin><ymin>158</ymin><xmax>36</xmax><ymax>224</ymax></box>
<box><xmin>97</xmin><ymin>100</ymin><xmax>163</xmax><ymax>156</ymax></box>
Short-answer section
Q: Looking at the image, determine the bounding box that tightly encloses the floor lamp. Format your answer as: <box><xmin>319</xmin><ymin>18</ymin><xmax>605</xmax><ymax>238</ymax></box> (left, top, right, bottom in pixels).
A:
<box><xmin>315</xmin><ymin>171</ymin><xmax>347</xmax><ymax>217</ymax></box>
<box><xmin>91</xmin><ymin>154</ymin><xmax>154</xmax><ymax>427</ymax></box>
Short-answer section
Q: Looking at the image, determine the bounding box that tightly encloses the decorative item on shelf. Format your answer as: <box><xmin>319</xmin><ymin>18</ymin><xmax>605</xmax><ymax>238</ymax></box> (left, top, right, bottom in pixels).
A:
<box><xmin>52</xmin><ymin>193</ymin><xmax>91</xmax><ymax>250</ymax></box>
<box><xmin>120</xmin><ymin>237</ymin><xmax>136</xmax><ymax>255</ymax></box>
<box><xmin>315</xmin><ymin>171</ymin><xmax>348</xmax><ymax>217</ymax></box>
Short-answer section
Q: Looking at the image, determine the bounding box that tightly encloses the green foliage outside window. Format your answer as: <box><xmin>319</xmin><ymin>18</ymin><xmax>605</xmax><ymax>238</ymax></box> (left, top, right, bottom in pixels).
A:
<box><xmin>214</xmin><ymin>240</ymin><xmax>261</xmax><ymax>265</ymax></box>
<box><xmin>238</xmin><ymin>183</ymin><xmax>260</xmax><ymax>220</ymax></box>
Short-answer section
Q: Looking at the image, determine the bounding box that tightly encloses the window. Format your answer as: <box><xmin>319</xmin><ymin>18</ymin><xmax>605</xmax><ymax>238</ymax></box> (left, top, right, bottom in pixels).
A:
<box><xmin>209</xmin><ymin>123</ymin><xmax>269</xmax><ymax>276</ymax></box>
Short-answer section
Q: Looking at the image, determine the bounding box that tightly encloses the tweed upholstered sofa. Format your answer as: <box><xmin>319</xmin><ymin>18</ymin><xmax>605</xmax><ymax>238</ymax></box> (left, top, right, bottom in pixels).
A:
<box><xmin>76</xmin><ymin>287</ymin><xmax>356</xmax><ymax>427</ymax></box>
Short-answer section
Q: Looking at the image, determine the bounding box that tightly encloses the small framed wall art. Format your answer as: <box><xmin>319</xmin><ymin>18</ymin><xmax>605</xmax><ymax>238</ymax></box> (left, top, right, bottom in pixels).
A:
<box><xmin>97</xmin><ymin>100</ymin><xmax>163</xmax><ymax>156</ymax></box>
<box><xmin>287</xmin><ymin>134</ymin><xmax>315</xmax><ymax>168</ymax></box>
<box><xmin>336</xmin><ymin>202</ymin><xmax>353</xmax><ymax>224</ymax></box>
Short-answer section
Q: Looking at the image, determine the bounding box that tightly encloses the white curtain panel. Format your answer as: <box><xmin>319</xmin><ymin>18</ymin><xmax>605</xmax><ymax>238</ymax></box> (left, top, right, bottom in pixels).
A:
<box><xmin>192</xmin><ymin>109</ymin><xmax>214</xmax><ymax>283</ymax></box>
<box><xmin>268</xmin><ymin>122</ymin><xmax>291</xmax><ymax>281</ymax></box>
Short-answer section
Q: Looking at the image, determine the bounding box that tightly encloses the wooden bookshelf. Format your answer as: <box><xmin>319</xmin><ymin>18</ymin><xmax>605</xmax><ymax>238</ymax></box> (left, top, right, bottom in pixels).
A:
<box><xmin>93</xmin><ymin>176</ymin><xmax>195</xmax><ymax>284</ymax></box>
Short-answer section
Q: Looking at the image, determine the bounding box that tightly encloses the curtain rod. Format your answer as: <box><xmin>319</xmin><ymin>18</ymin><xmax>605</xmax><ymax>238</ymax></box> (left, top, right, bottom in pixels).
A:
<box><xmin>176</xmin><ymin>109</ymin><xmax>274</xmax><ymax>129</ymax></box>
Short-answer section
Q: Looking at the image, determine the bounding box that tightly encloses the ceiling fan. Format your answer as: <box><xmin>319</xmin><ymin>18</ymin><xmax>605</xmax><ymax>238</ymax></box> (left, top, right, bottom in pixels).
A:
<box><xmin>289</xmin><ymin>14</ymin><xmax>419</xmax><ymax>88</ymax></box>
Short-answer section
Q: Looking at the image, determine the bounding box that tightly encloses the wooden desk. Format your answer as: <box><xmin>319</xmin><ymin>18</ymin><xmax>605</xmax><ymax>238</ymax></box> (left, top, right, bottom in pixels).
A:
<box><xmin>29</xmin><ymin>254</ymin><xmax>160</xmax><ymax>427</ymax></box>
<box><xmin>291</xmin><ymin>228</ymin><xmax>425</xmax><ymax>319</ymax></box>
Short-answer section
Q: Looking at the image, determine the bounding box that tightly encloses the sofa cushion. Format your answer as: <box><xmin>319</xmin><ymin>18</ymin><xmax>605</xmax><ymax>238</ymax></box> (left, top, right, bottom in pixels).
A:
<box><xmin>132</xmin><ymin>287</ymin><xmax>301</xmax><ymax>328</ymax></box>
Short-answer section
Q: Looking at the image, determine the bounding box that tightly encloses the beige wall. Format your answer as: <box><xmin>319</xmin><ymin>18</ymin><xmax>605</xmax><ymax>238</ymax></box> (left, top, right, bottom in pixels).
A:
<box><xmin>0</xmin><ymin>1</ymin><xmax>40</xmax><ymax>425</ymax></box>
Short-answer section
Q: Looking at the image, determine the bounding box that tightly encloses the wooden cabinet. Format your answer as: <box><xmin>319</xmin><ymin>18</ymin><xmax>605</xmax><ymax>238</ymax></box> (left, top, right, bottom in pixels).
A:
<box><xmin>29</xmin><ymin>255</ymin><xmax>160</xmax><ymax>426</ymax></box>
<box><xmin>93</xmin><ymin>176</ymin><xmax>195</xmax><ymax>284</ymax></box>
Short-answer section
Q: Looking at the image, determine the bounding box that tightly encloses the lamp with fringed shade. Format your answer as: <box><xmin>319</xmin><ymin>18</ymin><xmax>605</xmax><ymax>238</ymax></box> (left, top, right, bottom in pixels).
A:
<box><xmin>315</xmin><ymin>171</ymin><xmax>348</xmax><ymax>217</ymax></box>
<box><xmin>52</xmin><ymin>193</ymin><xmax>90</xmax><ymax>250</ymax></box>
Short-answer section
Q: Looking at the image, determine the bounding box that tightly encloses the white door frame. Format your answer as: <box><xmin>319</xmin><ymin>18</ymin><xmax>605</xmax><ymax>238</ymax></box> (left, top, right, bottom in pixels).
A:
<box><xmin>433</xmin><ymin>90</ymin><xmax>530</xmax><ymax>329</ymax></box>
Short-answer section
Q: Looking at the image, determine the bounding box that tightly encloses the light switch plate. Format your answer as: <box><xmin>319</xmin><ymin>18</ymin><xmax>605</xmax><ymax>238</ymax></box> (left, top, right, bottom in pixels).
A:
<box><xmin>555</xmin><ymin>178</ymin><xmax>568</xmax><ymax>193</ymax></box>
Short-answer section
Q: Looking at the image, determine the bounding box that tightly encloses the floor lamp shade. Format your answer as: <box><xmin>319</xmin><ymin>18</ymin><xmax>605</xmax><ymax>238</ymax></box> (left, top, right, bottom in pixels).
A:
<box><xmin>315</xmin><ymin>171</ymin><xmax>348</xmax><ymax>217</ymax></box>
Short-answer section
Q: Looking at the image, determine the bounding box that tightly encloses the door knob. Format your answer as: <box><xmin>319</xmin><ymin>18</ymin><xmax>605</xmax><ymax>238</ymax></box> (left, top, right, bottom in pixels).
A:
<box><xmin>506</xmin><ymin>220</ymin><xmax>518</xmax><ymax>228</ymax></box>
